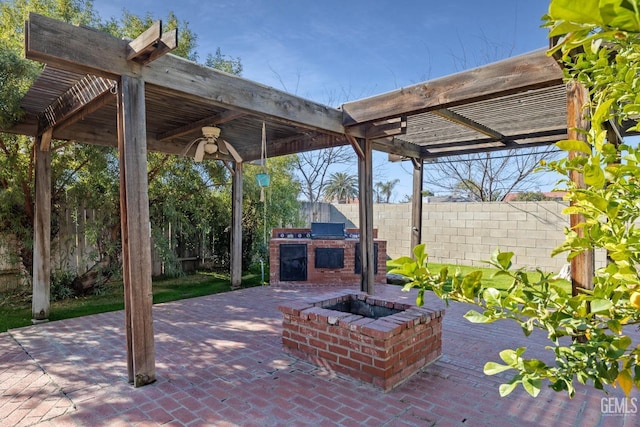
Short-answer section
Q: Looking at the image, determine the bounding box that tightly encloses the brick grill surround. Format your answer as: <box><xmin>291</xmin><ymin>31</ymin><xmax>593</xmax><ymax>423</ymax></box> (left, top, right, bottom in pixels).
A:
<box><xmin>269</xmin><ymin>228</ymin><xmax>387</xmax><ymax>286</ymax></box>
<box><xmin>278</xmin><ymin>291</ymin><xmax>444</xmax><ymax>392</ymax></box>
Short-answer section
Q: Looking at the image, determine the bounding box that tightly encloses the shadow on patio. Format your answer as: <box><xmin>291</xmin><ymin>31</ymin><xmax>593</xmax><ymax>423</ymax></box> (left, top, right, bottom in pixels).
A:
<box><xmin>1</xmin><ymin>285</ymin><xmax>638</xmax><ymax>426</ymax></box>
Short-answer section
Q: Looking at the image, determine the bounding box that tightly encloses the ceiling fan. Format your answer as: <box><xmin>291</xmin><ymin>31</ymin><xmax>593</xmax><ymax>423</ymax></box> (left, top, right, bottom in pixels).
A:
<box><xmin>182</xmin><ymin>126</ymin><xmax>242</xmax><ymax>163</ymax></box>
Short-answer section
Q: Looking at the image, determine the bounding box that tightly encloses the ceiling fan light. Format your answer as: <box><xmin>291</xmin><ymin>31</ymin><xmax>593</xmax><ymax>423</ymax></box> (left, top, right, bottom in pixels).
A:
<box><xmin>204</xmin><ymin>142</ymin><xmax>218</xmax><ymax>154</ymax></box>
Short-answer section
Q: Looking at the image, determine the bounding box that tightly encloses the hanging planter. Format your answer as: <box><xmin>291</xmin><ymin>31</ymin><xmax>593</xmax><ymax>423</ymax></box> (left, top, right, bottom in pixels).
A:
<box><xmin>256</xmin><ymin>172</ymin><xmax>270</xmax><ymax>187</ymax></box>
<box><xmin>258</xmin><ymin>121</ymin><xmax>269</xmax><ymax>202</ymax></box>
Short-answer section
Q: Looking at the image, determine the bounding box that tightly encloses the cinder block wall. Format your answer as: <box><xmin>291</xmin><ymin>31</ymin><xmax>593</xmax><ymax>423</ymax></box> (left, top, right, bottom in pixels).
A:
<box><xmin>328</xmin><ymin>201</ymin><xmax>606</xmax><ymax>273</ymax></box>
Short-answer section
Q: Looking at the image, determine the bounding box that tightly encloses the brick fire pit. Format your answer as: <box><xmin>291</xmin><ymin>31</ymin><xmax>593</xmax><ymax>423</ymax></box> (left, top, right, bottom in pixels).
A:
<box><xmin>278</xmin><ymin>291</ymin><xmax>444</xmax><ymax>391</ymax></box>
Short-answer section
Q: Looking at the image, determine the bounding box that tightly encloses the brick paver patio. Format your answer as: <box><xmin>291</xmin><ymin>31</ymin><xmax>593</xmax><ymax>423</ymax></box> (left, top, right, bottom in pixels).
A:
<box><xmin>1</xmin><ymin>284</ymin><xmax>638</xmax><ymax>426</ymax></box>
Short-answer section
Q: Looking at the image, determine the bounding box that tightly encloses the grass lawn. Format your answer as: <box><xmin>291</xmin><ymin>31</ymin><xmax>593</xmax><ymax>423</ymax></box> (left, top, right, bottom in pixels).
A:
<box><xmin>0</xmin><ymin>271</ymin><xmax>263</xmax><ymax>333</ymax></box>
<box><xmin>1</xmin><ymin>263</ymin><xmax>570</xmax><ymax>333</ymax></box>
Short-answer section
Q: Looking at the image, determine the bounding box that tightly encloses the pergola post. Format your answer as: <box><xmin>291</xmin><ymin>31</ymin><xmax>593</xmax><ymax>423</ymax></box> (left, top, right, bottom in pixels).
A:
<box><xmin>230</xmin><ymin>162</ymin><xmax>243</xmax><ymax>289</ymax></box>
<box><xmin>566</xmin><ymin>81</ymin><xmax>594</xmax><ymax>296</ymax></box>
<box><xmin>117</xmin><ymin>75</ymin><xmax>155</xmax><ymax>387</ymax></box>
<box><xmin>357</xmin><ymin>138</ymin><xmax>375</xmax><ymax>294</ymax></box>
<box><xmin>410</xmin><ymin>158</ymin><xmax>423</xmax><ymax>254</ymax></box>
<box><xmin>32</xmin><ymin>131</ymin><xmax>52</xmax><ymax>323</ymax></box>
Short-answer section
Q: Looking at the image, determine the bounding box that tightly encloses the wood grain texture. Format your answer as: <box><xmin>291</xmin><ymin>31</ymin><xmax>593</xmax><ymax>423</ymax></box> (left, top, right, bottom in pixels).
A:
<box><xmin>342</xmin><ymin>49</ymin><xmax>563</xmax><ymax>126</ymax></box>
<box><xmin>411</xmin><ymin>159</ymin><xmax>423</xmax><ymax>254</ymax></box>
<box><xmin>118</xmin><ymin>75</ymin><xmax>156</xmax><ymax>386</ymax></box>
<box><xmin>127</xmin><ymin>21</ymin><xmax>162</xmax><ymax>62</ymax></box>
<box><xmin>566</xmin><ymin>81</ymin><xmax>594</xmax><ymax>296</ymax></box>
<box><xmin>26</xmin><ymin>13</ymin><xmax>345</xmax><ymax>136</ymax></box>
<box><xmin>231</xmin><ymin>162</ymin><xmax>243</xmax><ymax>289</ymax></box>
<box><xmin>357</xmin><ymin>138</ymin><xmax>375</xmax><ymax>294</ymax></box>
<box><xmin>32</xmin><ymin>137</ymin><xmax>51</xmax><ymax>322</ymax></box>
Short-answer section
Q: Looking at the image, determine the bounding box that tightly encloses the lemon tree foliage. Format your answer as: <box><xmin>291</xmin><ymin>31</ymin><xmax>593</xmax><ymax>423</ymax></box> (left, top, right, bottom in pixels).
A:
<box><xmin>390</xmin><ymin>0</ymin><xmax>640</xmax><ymax>398</ymax></box>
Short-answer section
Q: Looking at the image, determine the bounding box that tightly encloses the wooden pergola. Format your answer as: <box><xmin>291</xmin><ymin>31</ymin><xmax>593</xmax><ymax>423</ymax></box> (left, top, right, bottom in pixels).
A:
<box><xmin>5</xmin><ymin>13</ymin><xmax>604</xmax><ymax>386</ymax></box>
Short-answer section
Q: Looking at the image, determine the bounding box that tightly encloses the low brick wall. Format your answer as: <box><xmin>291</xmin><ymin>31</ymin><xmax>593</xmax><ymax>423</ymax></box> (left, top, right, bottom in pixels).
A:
<box><xmin>278</xmin><ymin>291</ymin><xmax>444</xmax><ymax>391</ymax></box>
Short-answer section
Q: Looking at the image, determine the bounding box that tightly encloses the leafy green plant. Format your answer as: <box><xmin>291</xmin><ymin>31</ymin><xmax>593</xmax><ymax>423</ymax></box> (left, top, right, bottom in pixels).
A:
<box><xmin>390</xmin><ymin>245</ymin><xmax>639</xmax><ymax>397</ymax></box>
<box><xmin>390</xmin><ymin>0</ymin><xmax>640</xmax><ymax>399</ymax></box>
<box><xmin>50</xmin><ymin>270</ymin><xmax>75</xmax><ymax>301</ymax></box>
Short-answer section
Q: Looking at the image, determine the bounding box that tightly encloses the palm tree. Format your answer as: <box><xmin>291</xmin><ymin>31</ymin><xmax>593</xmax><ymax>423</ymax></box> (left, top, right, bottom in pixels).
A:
<box><xmin>323</xmin><ymin>172</ymin><xmax>358</xmax><ymax>203</ymax></box>
<box><xmin>375</xmin><ymin>179</ymin><xmax>400</xmax><ymax>203</ymax></box>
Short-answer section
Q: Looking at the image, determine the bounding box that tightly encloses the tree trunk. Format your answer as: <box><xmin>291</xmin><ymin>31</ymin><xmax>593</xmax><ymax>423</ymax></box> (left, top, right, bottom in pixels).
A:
<box><xmin>72</xmin><ymin>254</ymin><xmax>113</xmax><ymax>295</ymax></box>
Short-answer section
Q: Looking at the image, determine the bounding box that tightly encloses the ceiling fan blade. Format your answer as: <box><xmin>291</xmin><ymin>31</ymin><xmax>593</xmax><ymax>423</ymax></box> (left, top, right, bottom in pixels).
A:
<box><xmin>223</xmin><ymin>139</ymin><xmax>242</xmax><ymax>163</ymax></box>
<box><xmin>181</xmin><ymin>137</ymin><xmax>202</xmax><ymax>157</ymax></box>
<box><xmin>216</xmin><ymin>139</ymin><xmax>229</xmax><ymax>155</ymax></box>
<box><xmin>194</xmin><ymin>139</ymin><xmax>207</xmax><ymax>162</ymax></box>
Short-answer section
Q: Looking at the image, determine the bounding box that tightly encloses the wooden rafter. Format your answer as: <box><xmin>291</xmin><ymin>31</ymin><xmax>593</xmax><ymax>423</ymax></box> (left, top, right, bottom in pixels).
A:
<box><xmin>421</xmin><ymin>138</ymin><xmax>562</xmax><ymax>159</ymax></box>
<box><xmin>256</xmin><ymin>132</ymin><xmax>348</xmax><ymax>161</ymax></box>
<box><xmin>37</xmin><ymin>75</ymin><xmax>116</xmax><ymax>135</ymax></box>
<box><xmin>416</xmin><ymin>128</ymin><xmax>566</xmax><ymax>152</ymax></box>
<box><xmin>157</xmin><ymin>110</ymin><xmax>246</xmax><ymax>141</ymax></box>
<box><xmin>431</xmin><ymin>108</ymin><xmax>515</xmax><ymax>146</ymax></box>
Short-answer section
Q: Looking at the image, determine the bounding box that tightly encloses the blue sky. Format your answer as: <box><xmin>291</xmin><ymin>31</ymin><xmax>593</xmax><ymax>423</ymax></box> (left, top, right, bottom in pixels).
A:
<box><xmin>93</xmin><ymin>0</ymin><xmax>554</xmax><ymax>200</ymax></box>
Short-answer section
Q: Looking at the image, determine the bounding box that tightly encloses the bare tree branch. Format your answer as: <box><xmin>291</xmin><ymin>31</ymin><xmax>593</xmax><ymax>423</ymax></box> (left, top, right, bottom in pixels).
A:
<box><xmin>425</xmin><ymin>147</ymin><xmax>559</xmax><ymax>201</ymax></box>
<box><xmin>293</xmin><ymin>146</ymin><xmax>353</xmax><ymax>203</ymax></box>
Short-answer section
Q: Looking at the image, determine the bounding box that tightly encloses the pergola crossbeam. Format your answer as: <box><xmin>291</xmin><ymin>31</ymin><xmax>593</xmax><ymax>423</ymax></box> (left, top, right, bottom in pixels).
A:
<box><xmin>431</xmin><ymin>108</ymin><xmax>514</xmax><ymax>146</ymax></box>
<box><xmin>127</xmin><ymin>21</ymin><xmax>178</xmax><ymax>65</ymax></box>
<box><xmin>370</xmin><ymin>136</ymin><xmax>422</xmax><ymax>159</ymax></box>
<box><xmin>342</xmin><ymin>49</ymin><xmax>563</xmax><ymax>126</ymax></box>
<box><xmin>26</xmin><ymin>13</ymin><xmax>348</xmax><ymax>137</ymax></box>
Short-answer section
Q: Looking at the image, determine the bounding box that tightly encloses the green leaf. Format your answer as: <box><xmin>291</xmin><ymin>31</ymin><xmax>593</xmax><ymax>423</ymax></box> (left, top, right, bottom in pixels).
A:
<box><xmin>591</xmin><ymin>298</ymin><xmax>613</xmax><ymax>313</ymax></box>
<box><xmin>616</xmin><ymin>369</ymin><xmax>634</xmax><ymax>397</ymax></box>
<box><xmin>561</xmin><ymin>205</ymin><xmax>585</xmax><ymax>215</ymax></box>
<box><xmin>438</xmin><ymin>267</ymin><xmax>448</xmax><ymax>282</ymax></box>
<box><xmin>548</xmin><ymin>20</ymin><xmax>593</xmax><ymax>38</ymax></box>
<box><xmin>401</xmin><ymin>281</ymin><xmax>416</xmax><ymax>292</ymax></box>
<box><xmin>584</xmin><ymin>163</ymin><xmax>605</xmax><ymax>188</ymax></box>
<box><xmin>607</xmin><ymin>319</ymin><xmax>622</xmax><ymax>334</ymax></box>
<box><xmin>611</xmin><ymin>335</ymin><xmax>632</xmax><ymax>351</ymax></box>
<box><xmin>388</xmin><ymin>256</ymin><xmax>414</xmax><ymax>267</ymax></box>
<box><xmin>523</xmin><ymin>378</ymin><xmax>542</xmax><ymax>397</ymax></box>
<box><xmin>484</xmin><ymin>361</ymin><xmax>512</xmax><ymax>375</ymax></box>
<box><xmin>601</xmin><ymin>0</ymin><xmax>640</xmax><ymax>32</ymax></box>
<box><xmin>499</xmin><ymin>381</ymin><xmax>519</xmax><ymax>397</ymax></box>
<box><xmin>499</xmin><ymin>349</ymin><xmax>518</xmax><ymax>365</ymax></box>
<box><xmin>496</xmin><ymin>251</ymin><xmax>514</xmax><ymax>270</ymax></box>
<box><xmin>521</xmin><ymin>319</ymin><xmax>534</xmax><ymax>337</ymax></box>
<box><xmin>416</xmin><ymin>289</ymin><xmax>424</xmax><ymax>307</ymax></box>
<box><xmin>464</xmin><ymin>309</ymin><xmax>491</xmax><ymax>323</ymax></box>
<box><xmin>592</xmin><ymin>98</ymin><xmax>615</xmax><ymax>125</ymax></box>
<box><xmin>412</xmin><ymin>244</ymin><xmax>427</xmax><ymax>263</ymax></box>
<box><xmin>556</xmin><ymin>139</ymin><xmax>592</xmax><ymax>154</ymax></box>
<box><xmin>523</xmin><ymin>359</ymin><xmax>547</xmax><ymax>374</ymax></box>
<box><xmin>461</xmin><ymin>271</ymin><xmax>483</xmax><ymax>298</ymax></box>
<box><xmin>483</xmin><ymin>288</ymin><xmax>501</xmax><ymax>306</ymax></box>
<box><xmin>549</xmin><ymin>0</ymin><xmax>603</xmax><ymax>26</ymax></box>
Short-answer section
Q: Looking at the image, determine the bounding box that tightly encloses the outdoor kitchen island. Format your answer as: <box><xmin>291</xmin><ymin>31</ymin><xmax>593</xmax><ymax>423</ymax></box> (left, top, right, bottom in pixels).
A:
<box><xmin>269</xmin><ymin>223</ymin><xmax>387</xmax><ymax>286</ymax></box>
